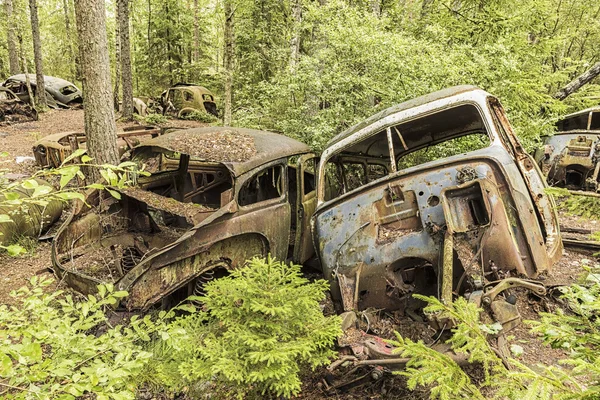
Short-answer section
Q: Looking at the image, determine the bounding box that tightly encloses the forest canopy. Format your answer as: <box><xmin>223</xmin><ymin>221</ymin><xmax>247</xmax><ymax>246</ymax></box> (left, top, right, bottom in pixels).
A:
<box><xmin>2</xmin><ymin>0</ymin><xmax>600</xmax><ymax>149</ymax></box>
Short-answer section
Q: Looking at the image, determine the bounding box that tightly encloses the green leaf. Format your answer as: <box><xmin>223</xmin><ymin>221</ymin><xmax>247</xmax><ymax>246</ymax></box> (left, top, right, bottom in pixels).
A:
<box><xmin>31</xmin><ymin>185</ymin><xmax>53</xmax><ymax>198</ymax></box>
<box><xmin>107</xmin><ymin>189</ymin><xmax>122</xmax><ymax>200</ymax></box>
<box><xmin>20</xmin><ymin>179</ymin><xmax>39</xmax><ymax>190</ymax></box>
<box><xmin>56</xmin><ymin>192</ymin><xmax>86</xmax><ymax>202</ymax></box>
<box><xmin>4</xmin><ymin>244</ymin><xmax>26</xmax><ymax>256</ymax></box>
<box><xmin>62</xmin><ymin>148</ymin><xmax>87</xmax><ymax>165</ymax></box>
<box><xmin>59</xmin><ymin>166</ymin><xmax>80</xmax><ymax>189</ymax></box>
<box><xmin>21</xmin><ymin>342</ymin><xmax>42</xmax><ymax>363</ymax></box>
<box><xmin>0</xmin><ymin>214</ymin><xmax>13</xmax><ymax>223</ymax></box>
<box><xmin>88</xmin><ymin>183</ymin><xmax>105</xmax><ymax>190</ymax></box>
<box><xmin>0</xmin><ymin>352</ymin><xmax>13</xmax><ymax>377</ymax></box>
<box><xmin>81</xmin><ymin>155</ymin><xmax>93</xmax><ymax>163</ymax></box>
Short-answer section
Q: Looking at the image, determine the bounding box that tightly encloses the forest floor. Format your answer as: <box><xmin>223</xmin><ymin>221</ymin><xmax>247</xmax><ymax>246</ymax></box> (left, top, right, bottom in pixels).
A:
<box><xmin>0</xmin><ymin>110</ymin><xmax>597</xmax><ymax>399</ymax></box>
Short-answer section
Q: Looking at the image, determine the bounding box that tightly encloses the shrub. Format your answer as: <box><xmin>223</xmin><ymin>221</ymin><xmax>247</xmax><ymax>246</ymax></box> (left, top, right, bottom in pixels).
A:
<box><xmin>149</xmin><ymin>256</ymin><xmax>342</xmax><ymax>399</ymax></box>
<box><xmin>0</xmin><ymin>277</ymin><xmax>161</xmax><ymax>400</ymax></box>
<box><xmin>143</xmin><ymin>113</ymin><xmax>168</xmax><ymax>125</ymax></box>
<box><xmin>180</xmin><ymin>110</ymin><xmax>218</xmax><ymax>123</ymax></box>
<box><xmin>388</xmin><ymin>283</ymin><xmax>600</xmax><ymax>400</ymax></box>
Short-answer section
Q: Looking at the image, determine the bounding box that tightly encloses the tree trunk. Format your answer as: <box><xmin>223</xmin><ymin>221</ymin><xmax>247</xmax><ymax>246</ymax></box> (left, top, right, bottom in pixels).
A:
<box><xmin>74</xmin><ymin>0</ymin><xmax>119</xmax><ymax>180</ymax></box>
<box><xmin>62</xmin><ymin>0</ymin><xmax>77</xmax><ymax>81</ymax></box>
<box><xmin>29</xmin><ymin>0</ymin><xmax>47</xmax><ymax>108</ymax></box>
<box><xmin>370</xmin><ymin>0</ymin><xmax>381</xmax><ymax>16</ymax></box>
<box><xmin>193</xmin><ymin>0</ymin><xmax>199</xmax><ymax>62</ymax></box>
<box><xmin>18</xmin><ymin>35</ymin><xmax>35</xmax><ymax>107</ymax></box>
<box><xmin>554</xmin><ymin>61</ymin><xmax>600</xmax><ymax>101</ymax></box>
<box><xmin>289</xmin><ymin>0</ymin><xmax>301</xmax><ymax>73</ymax></box>
<box><xmin>223</xmin><ymin>0</ymin><xmax>234</xmax><ymax>126</ymax></box>
<box><xmin>5</xmin><ymin>0</ymin><xmax>20</xmax><ymax>75</ymax></box>
<box><xmin>118</xmin><ymin>0</ymin><xmax>133</xmax><ymax>120</ymax></box>
<box><xmin>114</xmin><ymin>18</ymin><xmax>121</xmax><ymax>112</ymax></box>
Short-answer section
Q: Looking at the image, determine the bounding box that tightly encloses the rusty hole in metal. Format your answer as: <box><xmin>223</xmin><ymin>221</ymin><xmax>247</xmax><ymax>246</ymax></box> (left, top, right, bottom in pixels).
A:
<box><xmin>427</xmin><ymin>195</ymin><xmax>440</xmax><ymax>207</ymax></box>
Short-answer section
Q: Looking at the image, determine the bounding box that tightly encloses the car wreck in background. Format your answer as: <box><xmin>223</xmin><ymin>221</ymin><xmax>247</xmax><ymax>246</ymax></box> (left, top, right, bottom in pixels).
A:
<box><xmin>0</xmin><ymin>87</ymin><xmax>38</xmax><ymax>123</ymax></box>
<box><xmin>3</xmin><ymin>74</ymin><xmax>83</xmax><ymax>109</ymax></box>
<box><xmin>32</xmin><ymin>126</ymin><xmax>163</xmax><ymax>168</ymax></box>
<box><xmin>534</xmin><ymin>107</ymin><xmax>600</xmax><ymax>191</ymax></box>
<box><xmin>312</xmin><ymin>86</ymin><xmax>562</xmax><ymax>390</ymax></box>
<box><xmin>51</xmin><ymin>127</ymin><xmax>317</xmax><ymax>310</ymax></box>
<box><xmin>161</xmin><ymin>83</ymin><xmax>218</xmax><ymax>118</ymax></box>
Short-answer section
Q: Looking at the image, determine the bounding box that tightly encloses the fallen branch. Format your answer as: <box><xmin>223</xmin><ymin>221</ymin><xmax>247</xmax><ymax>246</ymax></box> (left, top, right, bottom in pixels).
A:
<box><xmin>554</xmin><ymin>61</ymin><xmax>600</xmax><ymax>101</ymax></box>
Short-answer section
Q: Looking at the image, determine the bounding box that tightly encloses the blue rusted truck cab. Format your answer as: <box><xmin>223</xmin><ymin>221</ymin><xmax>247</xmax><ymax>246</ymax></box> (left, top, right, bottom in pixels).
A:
<box><xmin>312</xmin><ymin>86</ymin><xmax>562</xmax><ymax>314</ymax></box>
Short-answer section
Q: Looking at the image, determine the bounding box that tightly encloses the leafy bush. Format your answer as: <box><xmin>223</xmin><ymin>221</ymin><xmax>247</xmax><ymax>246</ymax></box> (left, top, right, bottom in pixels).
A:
<box><xmin>0</xmin><ymin>277</ymin><xmax>162</xmax><ymax>399</ymax></box>
<box><xmin>149</xmin><ymin>257</ymin><xmax>342</xmax><ymax>399</ymax></box>
<box><xmin>142</xmin><ymin>113</ymin><xmax>168</xmax><ymax>125</ymax></box>
<box><xmin>180</xmin><ymin>110</ymin><xmax>218</xmax><ymax>123</ymax></box>
<box><xmin>545</xmin><ymin>187</ymin><xmax>600</xmax><ymax>220</ymax></box>
<box><xmin>389</xmin><ymin>287</ymin><xmax>600</xmax><ymax>400</ymax></box>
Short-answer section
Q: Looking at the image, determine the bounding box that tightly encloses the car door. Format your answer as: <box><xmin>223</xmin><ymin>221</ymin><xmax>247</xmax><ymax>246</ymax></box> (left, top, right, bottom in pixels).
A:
<box><xmin>293</xmin><ymin>154</ymin><xmax>318</xmax><ymax>264</ymax></box>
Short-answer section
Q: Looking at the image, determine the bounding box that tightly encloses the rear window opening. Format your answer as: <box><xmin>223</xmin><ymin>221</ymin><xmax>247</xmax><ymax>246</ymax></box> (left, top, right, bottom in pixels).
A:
<box><xmin>322</xmin><ymin>103</ymin><xmax>491</xmax><ymax>202</ymax></box>
<box><xmin>59</xmin><ymin>85</ymin><xmax>79</xmax><ymax>95</ymax></box>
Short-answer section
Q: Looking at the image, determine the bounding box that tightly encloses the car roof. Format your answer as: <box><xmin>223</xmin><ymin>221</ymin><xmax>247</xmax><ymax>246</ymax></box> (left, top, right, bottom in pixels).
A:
<box><xmin>5</xmin><ymin>74</ymin><xmax>79</xmax><ymax>90</ymax></box>
<box><xmin>133</xmin><ymin>126</ymin><xmax>311</xmax><ymax>176</ymax></box>
<box><xmin>326</xmin><ymin>85</ymin><xmax>484</xmax><ymax>148</ymax></box>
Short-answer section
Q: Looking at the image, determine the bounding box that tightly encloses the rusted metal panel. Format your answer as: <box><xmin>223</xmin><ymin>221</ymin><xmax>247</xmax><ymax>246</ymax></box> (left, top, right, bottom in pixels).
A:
<box><xmin>313</xmin><ymin>86</ymin><xmax>562</xmax><ymax>318</ymax></box>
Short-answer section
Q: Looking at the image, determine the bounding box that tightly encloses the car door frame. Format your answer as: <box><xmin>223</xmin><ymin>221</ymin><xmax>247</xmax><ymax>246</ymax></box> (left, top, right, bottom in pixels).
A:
<box><xmin>293</xmin><ymin>153</ymin><xmax>318</xmax><ymax>264</ymax></box>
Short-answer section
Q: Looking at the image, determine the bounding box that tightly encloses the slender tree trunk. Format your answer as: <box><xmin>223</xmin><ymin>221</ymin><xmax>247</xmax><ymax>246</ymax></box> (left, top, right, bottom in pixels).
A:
<box><xmin>554</xmin><ymin>61</ymin><xmax>600</xmax><ymax>100</ymax></box>
<box><xmin>289</xmin><ymin>0</ymin><xmax>302</xmax><ymax>73</ymax></box>
<box><xmin>74</xmin><ymin>0</ymin><xmax>119</xmax><ymax>180</ymax></box>
<box><xmin>18</xmin><ymin>35</ymin><xmax>35</xmax><ymax>107</ymax></box>
<box><xmin>193</xmin><ymin>0</ymin><xmax>199</xmax><ymax>62</ymax></box>
<box><xmin>5</xmin><ymin>0</ymin><xmax>20</xmax><ymax>75</ymax></box>
<box><xmin>118</xmin><ymin>0</ymin><xmax>133</xmax><ymax>120</ymax></box>
<box><xmin>223</xmin><ymin>0</ymin><xmax>234</xmax><ymax>126</ymax></box>
<box><xmin>62</xmin><ymin>0</ymin><xmax>77</xmax><ymax>81</ymax></box>
<box><xmin>114</xmin><ymin>19</ymin><xmax>121</xmax><ymax>111</ymax></box>
<box><xmin>371</xmin><ymin>0</ymin><xmax>381</xmax><ymax>16</ymax></box>
<box><xmin>29</xmin><ymin>0</ymin><xmax>47</xmax><ymax>108</ymax></box>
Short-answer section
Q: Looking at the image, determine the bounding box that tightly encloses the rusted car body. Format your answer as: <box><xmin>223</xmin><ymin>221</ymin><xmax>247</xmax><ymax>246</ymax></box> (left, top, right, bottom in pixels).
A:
<box><xmin>32</xmin><ymin>126</ymin><xmax>162</xmax><ymax>168</ymax></box>
<box><xmin>51</xmin><ymin>127</ymin><xmax>317</xmax><ymax>310</ymax></box>
<box><xmin>313</xmin><ymin>85</ymin><xmax>562</xmax><ymax>321</ymax></box>
<box><xmin>3</xmin><ymin>74</ymin><xmax>83</xmax><ymax>109</ymax></box>
<box><xmin>534</xmin><ymin>107</ymin><xmax>600</xmax><ymax>190</ymax></box>
<box><xmin>0</xmin><ymin>87</ymin><xmax>38</xmax><ymax>123</ymax></box>
<box><xmin>161</xmin><ymin>83</ymin><xmax>218</xmax><ymax>118</ymax></box>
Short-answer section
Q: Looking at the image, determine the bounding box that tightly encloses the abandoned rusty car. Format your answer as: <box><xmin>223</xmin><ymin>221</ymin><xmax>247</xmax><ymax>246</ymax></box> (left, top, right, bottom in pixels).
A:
<box><xmin>534</xmin><ymin>106</ymin><xmax>600</xmax><ymax>191</ymax></box>
<box><xmin>313</xmin><ymin>85</ymin><xmax>562</xmax><ymax>352</ymax></box>
<box><xmin>51</xmin><ymin>127</ymin><xmax>317</xmax><ymax>310</ymax></box>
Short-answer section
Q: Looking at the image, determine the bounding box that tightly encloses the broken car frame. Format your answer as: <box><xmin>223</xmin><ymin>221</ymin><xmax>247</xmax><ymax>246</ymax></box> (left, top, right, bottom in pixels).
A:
<box><xmin>534</xmin><ymin>107</ymin><xmax>600</xmax><ymax>191</ymax></box>
<box><xmin>312</xmin><ymin>86</ymin><xmax>562</xmax><ymax>391</ymax></box>
<box><xmin>50</xmin><ymin>127</ymin><xmax>318</xmax><ymax>310</ymax></box>
<box><xmin>32</xmin><ymin>126</ymin><xmax>164</xmax><ymax>168</ymax></box>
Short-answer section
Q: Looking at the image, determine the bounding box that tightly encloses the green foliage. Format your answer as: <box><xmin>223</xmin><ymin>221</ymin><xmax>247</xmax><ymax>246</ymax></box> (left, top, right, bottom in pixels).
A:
<box><xmin>545</xmin><ymin>187</ymin><xmax>600</xmax><ymax>219</ymax></box>
<box><xmin>0</xmin><ymin>153</ymin><xmax>145</xmax><ymax>254</ymax></box>
<box><xmin>180</xmin><ymin>110</ymin><xmax>218</xmax><ymax>123</ymax></box>
<box><xmin>149</xmin><ymin>257</ymin><xmax>342</xmax><ymax>399</ymax></box>
<box><xmin>388</xmin><ymin>292</ymin><xmax>598</xmax><ymax>400</ymax></box>
<box><xmin>0</xmin><ymin>277</ymin><xmax>159</xmax><ymax>399</ymax></box>
<box><xmin>141</xmin><ymin>113</ymin><xmax>169</xmax><ymax>125</ymax></box>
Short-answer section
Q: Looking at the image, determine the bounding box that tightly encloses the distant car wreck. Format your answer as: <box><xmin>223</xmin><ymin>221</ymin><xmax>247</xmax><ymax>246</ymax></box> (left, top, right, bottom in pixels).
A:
<box><xmin>3</xmin><ymin>74</ymin><xmax>83</xmax><ymax>109</ymax></box>
<box><xmin>32</xmin><ymin>126</ymin><xmax>163</xmax><ymax>168</ymax></box>
<box><xmin>51</xmin><ymin>127</ymin><xmax>318</xmax><ymax>310</ymax></box>
<box><xmin>161</xmin><ymin>83</ymin><xmax>218</xmax><ymax>118</ymax></box>
<box><xmin>0</xmin><ymin>87</ymin><xmax>38</xmax><ymax>123</ymax></box>
<box><xmin>534</xmin><ymin>107</ymin><xmax>600</xmax><ymax>191</ymax></box>
<box><xmin>312</xmin><ymin>86</ymin><xmax>563</xmax><ymax>388</ymax></box>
